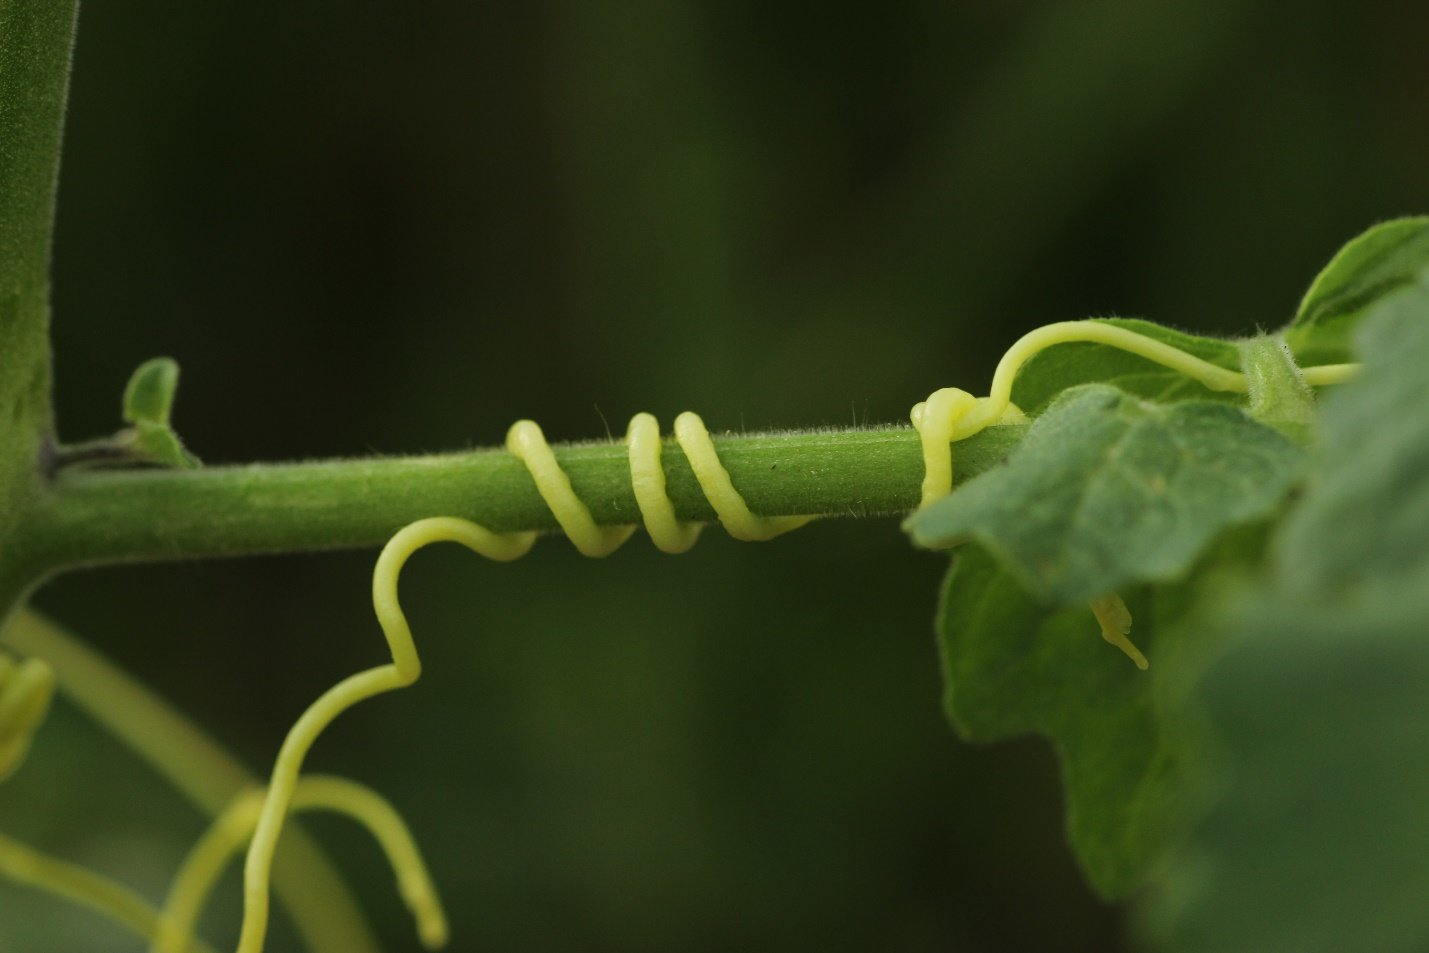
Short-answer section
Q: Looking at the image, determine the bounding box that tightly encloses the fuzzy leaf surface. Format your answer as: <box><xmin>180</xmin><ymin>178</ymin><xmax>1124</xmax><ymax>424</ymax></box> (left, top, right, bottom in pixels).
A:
<box><xmin>1275</xmin><ymin>280</ymin><xmax>1429</xmax><ymax>591</ymax></box>
<box><xmin>907</xmin><ymin>385</ymin><xmax>1302</xmax><ymax>603</ymax></box>
<box><xmin>1146</xmin><ymin>277</ymin><xmax>1429</xmax><ymax>952</ymax></box>
<box><xmin>121</xmin><ymin>358</ymin><xmax>200</xmax><ymax>468</ymax></box>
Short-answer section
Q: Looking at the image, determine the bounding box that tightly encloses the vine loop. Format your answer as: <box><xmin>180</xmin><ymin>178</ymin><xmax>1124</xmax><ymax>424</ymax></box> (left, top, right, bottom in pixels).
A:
<box><xmin>243</xmin><ymin>319</ymin><xmax>1340</xmax><ymax>933</ymax></box>
<box><xmin>507</xmin><ymin>412</ymin><xmax>815</xmax><ymax>554</ymax></box>
<box><xmin>626</xmin><ymin>412</ymin><xmax>702</xmax><ymax>553</ymax></box>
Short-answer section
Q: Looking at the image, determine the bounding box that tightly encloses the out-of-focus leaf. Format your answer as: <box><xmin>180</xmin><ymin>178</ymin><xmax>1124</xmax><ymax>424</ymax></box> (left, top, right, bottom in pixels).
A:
<box><xmin>1144</xmin><ymin>275</ymin><xmax>1429</xmax><ymax>952</ymax></box>
<box><xmin>1275</xmin><ymin>281</ymin><xmax>1429</xmax><ymax>592</ymax></box>
<box><xmin>1144</xmin><ymin>592</ymin><xmax>1429</xmax><ymax>953</ymax></box>
<box><xmin>936</xmin><ymin>527</ymin><xmax>1268</xmax><ymax>898</ymax></box>
<box><xmin>1285</xmin><ymin>216</ymin><xmax>1429</xmax><ymax>365</ymax></box>
<box><xmin>906</xmin><ymin>384</ymin><xmax>1302</xmax><ymax>603</ymax></box>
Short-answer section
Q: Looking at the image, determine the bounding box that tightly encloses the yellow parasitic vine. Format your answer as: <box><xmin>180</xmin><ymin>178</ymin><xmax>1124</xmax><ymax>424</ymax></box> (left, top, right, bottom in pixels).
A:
<box><xmin>231</xmin><ymin>320</ymin><xmax>1361</xmax><ymax>950</ymax></box>
<box><xmin>4</xmin><ymin>319</ymin><xmax>1357</xmax><ymax>951</ymax></box>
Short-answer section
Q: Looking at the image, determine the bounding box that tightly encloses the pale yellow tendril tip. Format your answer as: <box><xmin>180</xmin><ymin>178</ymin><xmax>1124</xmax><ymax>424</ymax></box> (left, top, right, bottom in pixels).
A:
<box><xmin>0</xmin><ymin>654</ymin><xmax>57</xmax><ymax>783</ymax></box>
<box><xmin>1089</xmin><ymin>595</ymin><xmax>1148</xmax><ymax>670</ymax></box>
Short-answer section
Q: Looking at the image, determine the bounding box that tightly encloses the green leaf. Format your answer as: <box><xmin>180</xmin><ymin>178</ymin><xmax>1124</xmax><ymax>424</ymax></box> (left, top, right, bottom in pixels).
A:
<box><xmin>129</xmin><ymin>422</ymin><xmax>200</xmax><ymax>469</ymax></box>
<box><xmin>1144</xmin><ymin>276</ymin><xmax>1429</xmax><ymax>952</ymax></box>
<box><xmin>1009</xmin><ymin>318</ymin><xmax>1243</xmax><ymax>415</ymax></box>
<box><xmin>121</xmin><ymin>357</ymin><xmax>200</xmax><ymax>468</ymax></box>
<box><xmin>1143</xmin><ymin>594</ymin><xmax>1429</xmax><ymax>953</ymax></box>
<box><xmin>906</xmin><ymin>384</ymin><xmax>1302</xmax><ymax>603</ymax></box>
<box><xmin>1285</xmin><ymin>216</ymin><xmax>1429</xmax><ymax>365</ymax></box>
<box><xmin>937</xmin><ymin>527</ymin><xmax>1269</xmax><ymax>898</ymax></box>
<box><xmin>122</xmin><ymin>356</ymin><xmax>180</xmax><ymax>426</ymax></box>
<box><xmin>1276</xmin><ymin>280</ymin><xmax>1429</xmax><ymax>592</ymax></box>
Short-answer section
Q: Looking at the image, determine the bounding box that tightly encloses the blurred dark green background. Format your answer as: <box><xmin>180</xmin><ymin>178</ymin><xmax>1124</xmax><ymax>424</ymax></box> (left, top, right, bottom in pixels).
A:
<box><xmin>2</xmin><ymin>0</ymin><xmax>1426</xmax><ymax>950</ymax></box>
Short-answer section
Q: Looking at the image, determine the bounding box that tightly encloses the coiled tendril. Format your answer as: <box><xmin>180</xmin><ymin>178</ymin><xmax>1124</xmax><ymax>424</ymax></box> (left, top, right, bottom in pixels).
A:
<box><xmin>0</xmin><ymin>319</ymin><xmax>1364</xmax><ymax>952</ymax></box>
<box><xmin>230</xmin><ymin>320</ymin><xmax>1365</xmax><ymax>951</ymax></box>
<box><xmin>229</xmin><ymin>411</ymin><xmax>820</xmax><ymax>952</ymax></box>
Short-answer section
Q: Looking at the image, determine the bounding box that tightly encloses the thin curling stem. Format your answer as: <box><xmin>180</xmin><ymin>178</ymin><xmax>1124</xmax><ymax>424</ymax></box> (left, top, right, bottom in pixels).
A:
<box><xmin>156</xmin><ymin>791</ymin><xmax>263</xmax><ymax>953</ymax></box>
<box><xmin>0</xmin><ymin>831</ymin><xmax>219</xmax><ymax>953</ymax></box>
<box><xmin>237</xmin><ymin>518</ymin><xmax>532</xmax><ymax>953</ymax></box>
<box><xmin>292</xmin><ymin>777</ymin><xmax>447</xmax><ymax>949</ymax></box>
<box><xmin>968</xmin><ymin>320</ymin><xmax>1249</xmax><ymax>433</ymax></box>
<box><xmin>1300</xmin><ymin>363</ymin><xmax>1360</xmax><ymax>386</ymax></box>
<box><xmin>911</xmin><ymin>319</ymin><xmax>1367</xmax><ymax>510</ymax></box>
<box><xmin>156</xmin><ymin>776</ymin><xmax>446</xmax><ymax>953</ymax></box>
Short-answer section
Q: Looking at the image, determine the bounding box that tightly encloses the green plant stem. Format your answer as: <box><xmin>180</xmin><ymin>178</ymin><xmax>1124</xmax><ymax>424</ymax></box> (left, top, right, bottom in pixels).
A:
<box><xmin>0</xmin><ymin>609</ymin><xmax>383</xmax><ymax>953</ymax></box>
<box><xmin>0</xmin><ymin>0</ymin><xmax>71</xmax><ymax>412</ymax></box>
<box><xmin>0</xmin><ymin>0</ymin><xmax>77</xmax><ymax>603</ymax></box>
<box><xmin>20</xmin><ymin>424</ymin><xmax>1026</xmax><ymax>574</ymax></box>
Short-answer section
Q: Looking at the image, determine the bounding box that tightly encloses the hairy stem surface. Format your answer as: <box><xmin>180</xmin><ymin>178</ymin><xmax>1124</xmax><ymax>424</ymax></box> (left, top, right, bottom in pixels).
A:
<box><xmin>22</xmin><ymin>424</ymin><xmax>1026</xmax><ymax>574</ymax></box>
<box><xmin>0</xmin><ymin>0</ymin><xmax>78</xmax><ymax>621</ymax></box>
